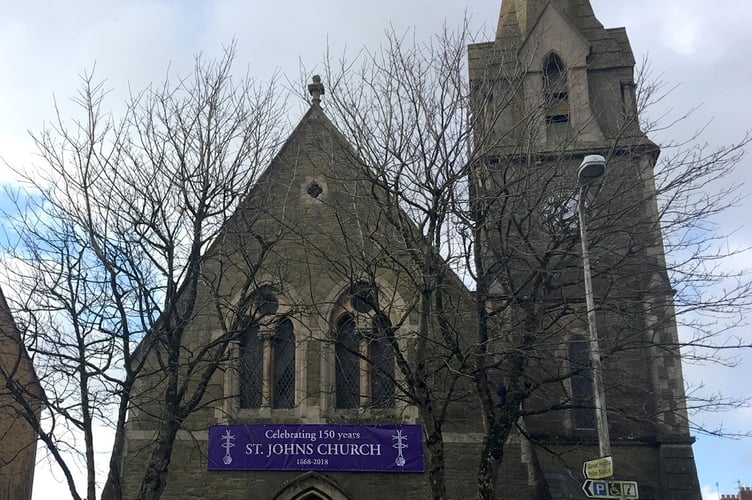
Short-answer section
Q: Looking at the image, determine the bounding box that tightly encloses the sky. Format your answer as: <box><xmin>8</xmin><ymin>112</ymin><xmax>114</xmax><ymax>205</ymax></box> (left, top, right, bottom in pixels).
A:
<box><xmin>0</xmin><ymin>1</ymin><xmax>750</xmax><ymax>499</ymax></box>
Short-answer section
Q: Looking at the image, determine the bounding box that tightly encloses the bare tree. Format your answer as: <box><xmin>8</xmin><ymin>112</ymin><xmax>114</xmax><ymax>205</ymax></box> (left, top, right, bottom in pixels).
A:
<box><xmin>313</xmin><ymin>19</ymin><xmax>751</xmax><ymax>500</ymax></box>
<box><xmin>1</xmin><ymin>16</ymin><xmax>748</xmax><ymax>500</ymax></box>
<box><xmin>1</xmin><ymin>44</ymin><xmax>288</xmax><ymax>500</ymax></box>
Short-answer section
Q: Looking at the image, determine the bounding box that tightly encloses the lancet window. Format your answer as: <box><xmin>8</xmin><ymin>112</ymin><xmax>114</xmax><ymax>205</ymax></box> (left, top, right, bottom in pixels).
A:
<box><xmin>543</xmin><ymin>52</ymin><xmax>570</xmax><ymax>125</ymax></box>
<box><xmin>239</xmin><ymin>288</ymin><xmax>295</xmax><ymax>409</ymax></box>
<box><xmin>333</xmin><ymin>283</ymin><xmax>396</xmax><ymax>410</ymax></box>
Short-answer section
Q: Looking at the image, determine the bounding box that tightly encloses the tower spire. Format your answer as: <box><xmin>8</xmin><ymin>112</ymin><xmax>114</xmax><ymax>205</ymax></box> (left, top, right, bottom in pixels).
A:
<box><xmin>496</xmin><ymin>0</ymin><xmax>601</xmax><ymax>41</ymax></box>
<box><xmin>496</xmin><ymin>0</ymin><xmax>540</xmax><ymax>40</ymax></box>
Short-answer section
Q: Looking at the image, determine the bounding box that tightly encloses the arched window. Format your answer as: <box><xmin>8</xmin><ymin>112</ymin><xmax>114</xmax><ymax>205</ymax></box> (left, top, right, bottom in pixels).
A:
<box><xmin>333</xmin><ymin>283</ymin><xmax>396</xmax><ymax>410</ymax></box>
<box><xmin>335</xmin><ymin>315</ymin><xmax>361</xmax><ymax>409</ymax></box>
<box><xmin>543</xmin><ymin>53</ymin><xmax>570</xmax><ymax>125</ymax></box>
<box><xmin>273</xmin><ymin>317</ymin><xmax>296</xmax><ymax>409</ymax></box>
<box><xmin>369</xmin><ymin>315</ymin><xmax>395</xmax><ymax>408</ymax></box>
<box><xmin>240</xmin><ymin>322</ymin><xmax>263</xmax><ymax>408</ymax></box>
<box><xmin>238</xmin><ymin>288</ymin><xmax>296</xmax><ymax>410</ymax></box>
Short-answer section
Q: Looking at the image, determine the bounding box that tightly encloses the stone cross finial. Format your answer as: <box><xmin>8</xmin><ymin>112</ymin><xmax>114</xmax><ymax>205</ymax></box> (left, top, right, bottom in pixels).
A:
<box><xmin>308</xmin><ymin>75</ymin><xmax>325</xmax><ymax>106</ymax></box>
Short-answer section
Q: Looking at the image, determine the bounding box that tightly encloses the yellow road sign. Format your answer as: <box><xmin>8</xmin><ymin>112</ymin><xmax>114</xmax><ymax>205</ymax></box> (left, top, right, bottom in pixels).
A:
<box><xmin>583</xmin><ymin>456</ymin><xmax>613</xmax><ymax>480</ymax></box>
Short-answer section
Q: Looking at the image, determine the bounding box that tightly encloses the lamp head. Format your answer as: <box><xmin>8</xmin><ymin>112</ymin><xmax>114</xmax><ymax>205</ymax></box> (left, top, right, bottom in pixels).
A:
<box><xmin>578</xmin><ymin>155</ymin><xmax>607</xmax><ymax>186</ymax></box>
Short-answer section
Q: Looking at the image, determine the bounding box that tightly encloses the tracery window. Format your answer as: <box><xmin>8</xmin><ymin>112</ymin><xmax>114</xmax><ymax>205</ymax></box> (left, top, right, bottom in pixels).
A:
<box><xmin>272</xmin><ymin>317</ymin><xmax>296</xmax><ymax>408</ymax></box>
<box><xmin>335</xmin><ymin>315</ymin><xmax>361</xmax><ymax>409</ymax></box>
<box><xmin>333</xmin><ymin>283</ymin><xmax>396</xmax><ymax>410</ymax></box>
<box><xmin>238</xmin><ymin>288</ymin><xmax>295</xmax><ymax>409</ymax></box>
<box><xmin>370</xmin><ymin>314</ymin><xmax>396</xmax><ymax>408</ymax></box>
<box><xmin>239</xmin><ymin>322</ymin><xmax>264</xmax><ymax>408</ymax></box>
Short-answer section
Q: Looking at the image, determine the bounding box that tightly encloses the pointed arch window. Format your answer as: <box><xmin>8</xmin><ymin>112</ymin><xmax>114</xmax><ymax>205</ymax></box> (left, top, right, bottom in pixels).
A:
<box><xmin>238</xmin><ymin>289</ymin><xmax>296</xmax><ymax>410</ymax></box>
<box><xmin>370</xmin><ymin>314</ymin><xmax>396</xmax><ymax>408</ymax></box>
<box><xmin>240</xmin><ymin>322</ymin><xmax>264</xmax><ymax>409</ymax></box>
<box><xmin>333</xmin><ymin>283</ymin><xmax>396</xmax><ymax>410</ymax></box>
<box><xmin>543</xmin><ymin>53</ymin><xmax>570</xmax><ymax>125</ymax></box>
<box><xmin>273</xmin><ymin>317</ymin><xmax>296</xmax><ymax>409</ymax></box>
<box><xmin>335</xmin><ymin>315</ymin><xmax>360</xmax><ymax>409</ymax></box>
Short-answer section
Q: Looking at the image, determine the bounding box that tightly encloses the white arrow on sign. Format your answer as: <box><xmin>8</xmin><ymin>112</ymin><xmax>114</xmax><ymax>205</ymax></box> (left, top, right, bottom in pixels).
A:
<box><xmin>582</xmin><ymin>480</ymin><xmax>639</xmax><ymax>499</ymax></box>
<box><xmin>583</xmin><ymin>479</ymin><xmax>615</xmax><ymax>498</ymax></box>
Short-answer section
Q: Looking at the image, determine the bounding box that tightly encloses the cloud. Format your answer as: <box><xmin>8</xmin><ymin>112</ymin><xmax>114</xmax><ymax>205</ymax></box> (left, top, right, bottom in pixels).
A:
<box><xmin>661</xmin><ymin>4</ymin><xmax>704</xmax><ymax>57</ymax></box>
<box><xmin>0</xmin><ymin>0</ymin><xmax>748</xmax><ymax>497</ymax></box>
<box><xmin>702</xmin><ymin>484</ymin><xmax>721</xmax><ymax>500</ymax></box>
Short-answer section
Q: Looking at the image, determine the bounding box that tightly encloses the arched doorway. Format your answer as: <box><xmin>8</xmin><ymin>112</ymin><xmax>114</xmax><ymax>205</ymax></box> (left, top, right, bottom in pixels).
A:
<box><xmin>293</xmin><ymin>489</ymin><xmax>333</xmax><ymax>500</ymax></box>
<box><xmin>273</xmin><ymin>472</ymin><xmax>350</xmax><ymax>500</ymax></box>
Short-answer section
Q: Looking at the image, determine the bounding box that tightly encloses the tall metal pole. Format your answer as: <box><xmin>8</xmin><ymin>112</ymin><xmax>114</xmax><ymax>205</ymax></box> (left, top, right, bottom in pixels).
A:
<box><xmin>577</xmin><ymin>184</ymin><xmax>611</xmax><ymax>459</ymax></box>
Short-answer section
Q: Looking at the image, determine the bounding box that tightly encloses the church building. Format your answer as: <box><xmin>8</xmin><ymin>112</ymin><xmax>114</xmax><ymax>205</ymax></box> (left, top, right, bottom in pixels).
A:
<box><xmin>121</xmin><ymin>1</ymin><xmax>703</xmax><ymax>498</ymax></box>
<box><xmin>0</xmin><ymin>286</ymin><xmax>42</xmax><ymax>500</ymax></box>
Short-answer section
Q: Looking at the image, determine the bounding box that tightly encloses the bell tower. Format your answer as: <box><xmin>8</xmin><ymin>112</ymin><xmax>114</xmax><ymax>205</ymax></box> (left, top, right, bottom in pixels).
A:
<box><xmin>469</xmin><ymin>1</ymin><xmax>702</xmax><ymax>498</ymax></box>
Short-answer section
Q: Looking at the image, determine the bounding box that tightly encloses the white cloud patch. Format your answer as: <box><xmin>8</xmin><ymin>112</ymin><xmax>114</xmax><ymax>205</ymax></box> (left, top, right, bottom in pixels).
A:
<box><xmin>662</xmin><ymin>3</ymin><xmax>704</xmax><ymax>57</ymax></box>
<box><xmin>702</xmin><ymin>484</ymin><xmax>721</xmax><ymax>500</ymax></box>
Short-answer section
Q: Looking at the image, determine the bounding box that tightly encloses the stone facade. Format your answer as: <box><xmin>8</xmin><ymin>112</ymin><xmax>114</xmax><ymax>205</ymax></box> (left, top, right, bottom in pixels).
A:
<box><xmin>469</xmin><ymin>1</ymin><xmax>701</xmax><ymax>499</ymax></box>
<box><xmin>122</xmin><ymin>99</ymin><xmax>515</xmax><ymax>499</ymax></box>
<box><xmin>122</xmin><ymin>1</ymin><xmax>702</xmax><ymax>499</ymax></box>
<box><xmin>0</xmin><ymin>286</ymin><xmax>41</xmax><ymax>500</ymax></box>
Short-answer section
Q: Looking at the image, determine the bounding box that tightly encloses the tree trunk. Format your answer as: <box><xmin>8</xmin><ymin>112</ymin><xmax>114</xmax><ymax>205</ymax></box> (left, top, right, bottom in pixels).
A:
<box><xmin>134</xmin><ymin>416</ymin><xmax>181</xmax><ymax>500</ymax></box>
<box><xmin>135</xmin><ymin>355</ymin><xmax>182</xmax><ymax>500</ymax></box>
<box><xmin>477</xmin><ymin>441</ymin><xmax>503</xmax><ymax>500</ymax></box>
<box><xmin>423</xmin><ymin>419</ymin><xmax>448</xmax><ymax>500</ymax></box>
<box><xmin>101</xmin><ymin>384</ymin><xmax>132</xmax><ymax>500</ymax></box>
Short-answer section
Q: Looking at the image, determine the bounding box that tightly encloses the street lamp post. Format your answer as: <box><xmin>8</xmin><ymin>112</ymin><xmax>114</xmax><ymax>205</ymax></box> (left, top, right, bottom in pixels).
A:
<box><xmin>577</xmin><ymin>154</ymin><xmax>611</xmax><ymax>459</ymax></box>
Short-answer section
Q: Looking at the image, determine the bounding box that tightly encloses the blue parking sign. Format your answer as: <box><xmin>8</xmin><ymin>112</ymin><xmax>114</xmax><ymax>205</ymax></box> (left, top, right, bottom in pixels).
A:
<box><xmin>594</xmin><ymin>482</ymin><xmax>608</xmax><ymax>495</ymax></box>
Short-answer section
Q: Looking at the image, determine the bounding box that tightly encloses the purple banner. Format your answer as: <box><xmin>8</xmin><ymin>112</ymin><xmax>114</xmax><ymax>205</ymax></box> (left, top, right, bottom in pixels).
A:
<box><xmin>208</xmin><ymin>424</ymin><xmax>424</xmax><ymax>473</ymax></box>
